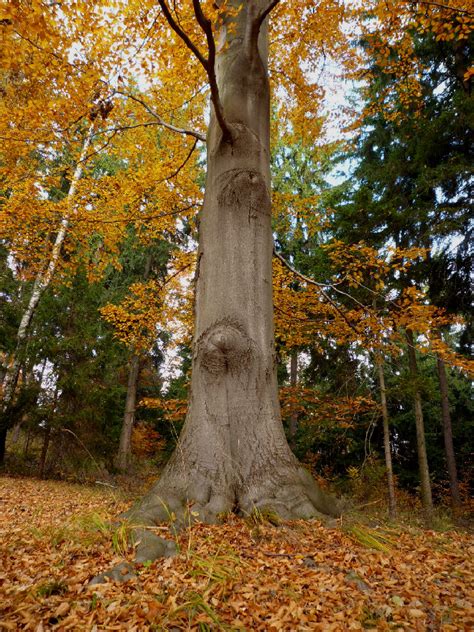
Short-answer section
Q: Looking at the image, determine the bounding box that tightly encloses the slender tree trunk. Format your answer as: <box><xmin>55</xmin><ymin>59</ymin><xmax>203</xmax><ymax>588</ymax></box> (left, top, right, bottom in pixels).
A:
<box><xmin>0</xmin><ymin>427</ymin><xmax>6</xmax><ymax>466</ymax></box>
<box><xmin>374</xmin><ymin>352</ymin><xmax>397</xmax><ymax>519</ymax></box>
<box><xmin>436</xmin><ymin>353</ymin><xmax>461</xmax><ymax>509</ymax></box>
<box><xmin>115</xmin><ymin>253</ymin><xmax>153</xmax><ymax>472</ymax></box>
<box><xmin>39</xmin><ymin>387</ymin><xmax>58</xmax><ymax>478</ymax></box>
<box><xmin>39</xmin><ymin>423</ymin><xmax>52</xmax><ymax>479</ymax></box>
<box><xmin>1</xmin><ymin>123</ymin><xmax>94</xmax><ymax>412</ymax></box>
<box><xmin>129</xmin><ymin>1</ymin><xmax>339</xmax><ymax>527</ymax></box>
<box><xmin>405</xmin><ymin>329</ymin><xmax>433</xmax><ymax>524</ymax></box>
<box><xmin>116</xmin><ymin>354</ymin><xmax>141</xmax><ymax>472</ymax></box>
<box><xmin>23</xmin><ymin>426</ymin><xmax>31</xmax><ymax>459</ymax></box>
<box><xmin>11</xmin><ymin>364</ymin><xmax>39</xmax><ymax>445</ymax></box>
<box><xmin>289</xmin><ymin>351</ymin><xmax>298</xmax><ymax>449</ymax></box>
<box><xmin>11</xmin><ymin>421</ymin><xmax>22</xmax><ymax>444</ymax></box>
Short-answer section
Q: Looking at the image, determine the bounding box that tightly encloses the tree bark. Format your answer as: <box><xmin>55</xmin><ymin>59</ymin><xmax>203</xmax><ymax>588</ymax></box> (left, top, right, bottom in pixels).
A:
<box><xmin>115</xmin><ymin>253</ymin><xmax>152</xmax><ymax>472</ymax></box>
<box><xmin>39</xmin><ymin>387</ymin><xmax>58</xmax><ymax>478</ymax></box>
<box><xmin>289</xmin><ymin>351</ymin><xmax>298</xmax><ymax>449</ymax></box>
<box><xmin>374</xmin><ymin>352</ymin><xmax>397</xmax><ymax>519</ymax></box>
<box><xmin>405</xmin><ymin>329</ymin><xmax>433</xmax><ymax>524</ymax></box>
<box><xmin>129</xmin><ymin>1</ymin><xmax>339</xmax><ymax>527</ymax></box>
<box><xmin>0</xmin><ymin>427</ymin><xmax>6</xmax><ymax>466</ymax></box>
<box><xmin>436</xmin><ymin>353</ymin><xmax>461</xmax><ymax>509</ymax></box>
<box><xmin>39</xmin><ymin>423</ymin><xmax>52</xmax><ymax>479</ymax></box>
<box><xmin>116</xmin><ymin>354</ymin><xmax>141</xmax><ymax>472</ymax></box>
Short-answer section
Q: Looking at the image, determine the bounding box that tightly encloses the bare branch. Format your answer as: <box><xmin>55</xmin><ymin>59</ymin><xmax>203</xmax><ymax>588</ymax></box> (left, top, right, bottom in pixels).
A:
<box><xmin>115</xmin><ymin>90</ymin><xmax>206</xmax><ymax>141</ymax></box>
<box><xmin>191</xmin><ymin>0</ymin><xmax>232</xmax><ymax>143</ymax></box>
<box><xmin>81</xmin><ymin>120</ymin><xmax>190</xmax><ymax>164</ymax></box>
<box><xmin>157</xmin><ymin>0</ymin><xmax>231</xmax><ymax>143</ymax></box>
<box><xmin>73</xmin><ymin>203</ymin><xmax>198</xmax><ymax>225</ymax></box>
<box><xmin>273</xmin><ymin>247</ymin><xmax>329</xmax><ymax>289</ymax></box>
<box><xmin>258</xmin><ymin>0</ymin><xmax>282</xmax><ymax>27</ymax></box>
<box><xmin>273</xmin><ymin>248</ymin><xmax>361</xmax><ymax>335</ymax></box>
<box><xmin>165</xmin><ymin>138</ymin><xmax>199</xmax><ymax>180</ymax></box>
<box><xmin>403</xmin><ymin>0</ymin><xmax>474</xmax><ymax>15</ymax></box>
<box><xmin>157</xmin><ymin>0</ymin><xmax>208</xmax><ymax>67</ymax></box>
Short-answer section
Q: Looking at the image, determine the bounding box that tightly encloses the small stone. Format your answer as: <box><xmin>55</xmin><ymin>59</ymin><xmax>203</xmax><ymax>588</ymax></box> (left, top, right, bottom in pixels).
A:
<box><xmin>303</xmin><ymin>557</ymin><xmax>317</xmax><ymax>568</ymax></box>
<box><xmin>89</xmin><ymin>561</ymin><xmax>136</xmax><ymax>585</ymax></box>
<box><xmin>345</xmin><ymin>571</ymin><xmax>371</xmax><ymax>592</ymax></box>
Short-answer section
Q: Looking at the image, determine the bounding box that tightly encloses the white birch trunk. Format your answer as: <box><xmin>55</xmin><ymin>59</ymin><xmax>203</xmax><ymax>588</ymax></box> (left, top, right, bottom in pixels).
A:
<box><xmin>1</xmin><ymin>123</ymin><xmax>94</xmax><ymax>411</ymax></box>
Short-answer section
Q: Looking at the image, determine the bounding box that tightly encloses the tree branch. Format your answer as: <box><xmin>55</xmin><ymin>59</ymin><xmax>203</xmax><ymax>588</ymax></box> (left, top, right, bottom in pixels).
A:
<box><xmin>403</xmin><ymin>0</ymin><xmax>474</xmax><ymax>16</ymax></box>
<box><xmin>12</xmin><ymin>29</ymin><xmax>78</xmax><ymax>70</ymax></box>
<box><xmin>157</xmin><ymin>0</ymin><xmax>208</xmax><ymax>67</ymax></box>
<box><xmin>157</xmin><ymin>0</ymin><xmax>231</xmax><ymax>143</ymax></box>
<box><xmin>165</xmin><ymin>138</ymin><xmax>199</xmax><ymax>181</ymax></box>
<box><xmin>257</xmin><ymin>0</ymin><xmax>282</xmax><ymax>27</ymax></box>
<box><xmin>248</xmin><ymin>0</ymin><xmax>282</xmax><ymax>46</ymax></box>
<box><xmin>115</xmin><ymin>91</ymin><xmax>206</xmax><ymax>142</ymax></box>
<box><xmin>191</xmin><ymin>0</ymin><xmax>232</xmax><ymax>143</ymax></box>
<box><xmin>273</xmin><ymin>248</ymin><xmax>361</xmax><ymax>335</ymax></box>
<box><xmin>73</xmin><ymin>203</ymin><xmax>198</xmax><ymax>225</ymax></box>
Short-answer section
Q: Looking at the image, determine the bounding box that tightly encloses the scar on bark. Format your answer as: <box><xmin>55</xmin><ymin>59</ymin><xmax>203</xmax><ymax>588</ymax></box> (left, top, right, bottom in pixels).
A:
<box><xmin>197</xmin><ymin>318</ymin><xmax>255</xmax><ymax>375</ymax></box>
<box><xmin>217</xmin><ymin>168</ymin><xmax>271</xmax><ymax>217</ymax></box>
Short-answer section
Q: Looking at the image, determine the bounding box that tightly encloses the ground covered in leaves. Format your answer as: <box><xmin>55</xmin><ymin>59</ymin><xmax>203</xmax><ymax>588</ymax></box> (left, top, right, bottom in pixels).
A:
<box><xmin>1</xmin><ymin>477</ymin><xmax>473</xmax><ymax>630</ymax></box>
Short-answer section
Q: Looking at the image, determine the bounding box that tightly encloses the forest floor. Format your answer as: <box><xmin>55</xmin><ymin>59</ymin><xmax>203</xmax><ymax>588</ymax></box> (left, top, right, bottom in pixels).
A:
<box><xmin>1</xmin><ymin>476</ymin><xmax>473</xmax><ymax>631</ymax></box>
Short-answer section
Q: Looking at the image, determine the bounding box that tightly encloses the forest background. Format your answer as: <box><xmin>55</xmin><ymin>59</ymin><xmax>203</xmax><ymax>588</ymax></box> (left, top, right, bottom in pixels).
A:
<box><xmin>0</xmin><ymin>0</ymin><xmax>473</xmax><ymax>527</ymax></box>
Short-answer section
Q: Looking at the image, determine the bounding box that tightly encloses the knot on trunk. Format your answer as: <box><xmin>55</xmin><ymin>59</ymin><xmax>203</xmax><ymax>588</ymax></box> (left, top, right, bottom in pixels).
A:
<box><xmin>197</xmin><ymin>319</ymin><xmax>254</xmax><ymax>376</ymax></box>
<box><xmin>217</xmin><ymin>167</ymin><xmax>270</xmax><ymax>217</ymax></box>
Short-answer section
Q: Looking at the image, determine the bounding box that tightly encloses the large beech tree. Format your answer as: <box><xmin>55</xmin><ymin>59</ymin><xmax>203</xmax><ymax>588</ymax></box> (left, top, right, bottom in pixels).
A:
<box><xmin>129</xmin><ymin>0</ymin><xmax>340</xmax><ymax>529</ymax></box>
<box><xmin>112</xmin><ymin>2</ymin><xmax>474</xmax><ymax>540</ymax></box>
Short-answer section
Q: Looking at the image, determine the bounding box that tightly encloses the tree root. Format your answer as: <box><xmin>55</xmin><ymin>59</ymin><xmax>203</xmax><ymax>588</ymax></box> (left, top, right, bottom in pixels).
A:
<box><xmin>90</xmin><ymin>467</ymin><xmax>345</xmax><ymax>584</ymax></box>
<box><xmin>89</xmin><ymin>526</ymin><xmax>178</xmax><ymax>585</ymax></box>
<box><xmin>238</xmin><ymin>467</ymin><xmax>345</xmax><ymax>521</ymax></box>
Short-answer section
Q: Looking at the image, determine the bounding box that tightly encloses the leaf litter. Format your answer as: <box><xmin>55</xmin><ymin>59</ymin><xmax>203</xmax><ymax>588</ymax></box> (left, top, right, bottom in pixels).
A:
<box><xmin>1</xmin><ymin>477</ymin><xmax>473</xmax><ymax>630</ymax></box>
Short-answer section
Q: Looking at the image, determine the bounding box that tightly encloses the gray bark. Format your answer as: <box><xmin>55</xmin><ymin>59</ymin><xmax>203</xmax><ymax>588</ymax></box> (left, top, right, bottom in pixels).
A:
<box><xmin>39</xmin><ymin>423</ymin><xmax>52</xmax><ymax>479</ymax></box>
<box><xmin>405</xmin><ymin>329</ymin><xmax>433</xmax><ymax>524</ymax></box>
<box><xmin>436</xmin><ymin>353</ymin><xmax>461</xmax><ymax>509</ymax></box>
<box><xmin>289</xmin><ymin>351</ymin><xmax>298</xmax><ymax>448</ymax></box>
<box><xmin>116</xmin><ymin>354</ymin><xmax>141</xmax><ymax>472</ymax></box>
<box><xmin>128</xmin><ymin>0</ymin><xmax>340</xmax><ymax>528</ymax></box>
<box><xmin>375</xmin><ymin>352</ymin><xmax>397</xmax><ymax>519</ymax></box>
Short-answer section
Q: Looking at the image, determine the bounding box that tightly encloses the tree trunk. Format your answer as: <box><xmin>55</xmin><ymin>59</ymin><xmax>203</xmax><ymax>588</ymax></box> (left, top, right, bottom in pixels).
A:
<box><xmin>436</xmin><ymin>353</ymin><xmax>461</xmax><ymax>509</ymax></box>
<box><xmin>374</xmin><ymin>352</ymin><xmax>397</xmax><ymax>519</ymax></box>
<box><xmin>405</xmin><ymin>329</ymin><xmax>433</xmax><ymax>524</ymax></box>
<box><xmin>289</xmin><ymin>351</ymin><xmax>298</xmax><ymax>449</ymax></box>
<box><xmin>115</xmin><ymin>253</ymin><xmax>152</xmax><ymax>472</ymax></box>
<box><xmin>39</xmin><ymin>424</ymin><xmax>52</xmax><ymax>479</ymax></box>
<box><xmin>39</xmin><ymin>387</ymin><xmax>58</xmax><ymax>478</ymax></box>
<box><xmin>11</xmin><ymin>364</ymin><xmax>38</xmax><ymax>446</ymax></box>
<box><xmin>23</xmin><ymin>426</ymin><xmax>32</xmax><ymax>459</ymax></box>
<box><xmin>1</xmin><ymin>123</ymin><xmax>94</xmax><ymax>412</ymax></box>
<box><xmin>0</xmin><ymin>427</ymin><xmax>6</xmax><ymax>466</ymax></box>
<box><xmin>116</xmin><ymin>354</ymin><xmax>141</xmax><ymax>472</ymax></box>
<box><xmin>129</xmin><ymin>1</ymin><xmax>339</xmax><ymax>527</ymax></box>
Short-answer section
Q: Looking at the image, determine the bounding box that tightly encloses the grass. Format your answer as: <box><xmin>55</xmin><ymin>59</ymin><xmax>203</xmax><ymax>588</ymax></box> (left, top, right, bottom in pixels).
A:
<box><xmin>36</xmin><ymin>580</ymin><xmax>68</xmax><ymax>598</ymax></box>
<box><xmin>345</xmin><ymin>523</ymin><xmax>396</xmax><ymax>553</ymax></box>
